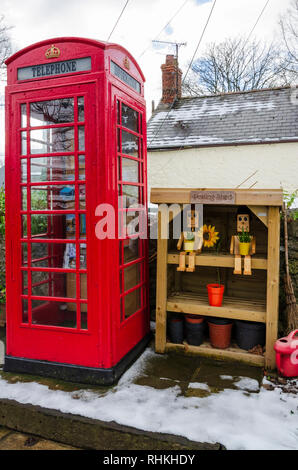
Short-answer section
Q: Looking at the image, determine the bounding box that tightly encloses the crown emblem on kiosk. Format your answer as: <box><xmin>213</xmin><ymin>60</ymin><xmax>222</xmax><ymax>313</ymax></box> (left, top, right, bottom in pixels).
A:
<box><xmin>123</xmin><ymin>57</ymin><xmax>130</xmax><ymax>70</ymax></box>
<box><xmin>45</xmin><ymin>44</ymin><xmax>61</xmax><ymax>59</ymax></box>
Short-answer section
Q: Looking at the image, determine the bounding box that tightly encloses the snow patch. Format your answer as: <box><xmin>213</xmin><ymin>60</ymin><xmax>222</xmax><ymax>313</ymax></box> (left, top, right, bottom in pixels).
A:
<box><xmin>150</xmin><ymin>99</ymin><xmax>276</xmax><ymax>125</ymax></box>
<box><xmin>0</xmin><ymin>351</ymin><xmax>297</xmax><ymax>450</ymax></box>
<box><xmin>189</xmin><ymin>382</ymin><xmax>210</xmax><ymax>391</ymax></box>
<box><xmin>235</xmin><ymin>377</ymin><xmax>260</xmax><ymax>392</ymax></box>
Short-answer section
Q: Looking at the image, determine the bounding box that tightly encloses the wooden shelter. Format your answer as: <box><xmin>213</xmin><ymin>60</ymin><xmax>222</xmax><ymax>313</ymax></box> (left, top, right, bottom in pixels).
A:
<box><xmin>151</xmin><ymin>188</ymin><xmax>283</xmax><ymax>369</ymax></box>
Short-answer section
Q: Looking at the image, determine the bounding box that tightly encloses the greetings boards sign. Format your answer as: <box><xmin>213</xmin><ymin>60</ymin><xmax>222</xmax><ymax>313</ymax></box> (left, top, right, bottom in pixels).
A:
<box><xmin>190</xmin><ymin>190</ymin><xmax>236</xmax><ymax>204</ymax></box>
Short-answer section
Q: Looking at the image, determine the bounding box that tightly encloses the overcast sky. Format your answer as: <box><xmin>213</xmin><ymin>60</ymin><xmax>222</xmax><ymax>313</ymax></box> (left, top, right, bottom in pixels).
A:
<box><xmin>0</xmin><ymin>0</ymin><xmax>292</xmax><ymax>164</ymax></box>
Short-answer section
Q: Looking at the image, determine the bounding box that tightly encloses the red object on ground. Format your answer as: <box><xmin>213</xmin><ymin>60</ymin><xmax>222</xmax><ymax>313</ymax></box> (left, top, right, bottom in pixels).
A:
<box><xmin>274</xmin><ymin>330</ymin><xmax>298</xmax><ymax>377</ymax></box>
<box><xmin>207</xmin><ymin>284</ymin><xmax>225</xmax><ymax>307</ymax></box>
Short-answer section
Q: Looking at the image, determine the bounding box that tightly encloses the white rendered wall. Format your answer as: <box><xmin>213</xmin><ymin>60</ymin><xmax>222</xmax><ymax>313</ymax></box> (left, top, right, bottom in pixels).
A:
<box><xmin>148</xmin><ymin>142</ymin><xmax>298</xmax><ymax>197</ymax></box>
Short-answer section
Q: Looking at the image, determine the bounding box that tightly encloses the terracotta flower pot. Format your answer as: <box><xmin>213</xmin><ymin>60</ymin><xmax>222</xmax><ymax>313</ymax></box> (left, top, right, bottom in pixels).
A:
<box><xmin>208</xmin><ymin>318</ymin><xmax>232</xmax><ymax>349</ymax></box>
<box><xmin>185</xmin><ymin>315</ymin><xmax>204</xmax><ymax>324</ymax></box>
<box><xmin>207</xmin><ymin>284</ymin><xmax>224</xmax><ymax>307</ymax></box>
<box><xmin>239</xmin><ymin>242</ymin><xmax>251</xmax><ymax>256</ymax></box>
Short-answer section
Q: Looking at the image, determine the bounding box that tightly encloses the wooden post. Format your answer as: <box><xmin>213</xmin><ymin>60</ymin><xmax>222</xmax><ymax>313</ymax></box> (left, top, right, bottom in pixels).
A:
<box><xmin>155</xmin><ymin>207</ymin><xmax>169</xmax><ymax>353</ymax></box>
<box><xmin>265</xmin><ymin>206</ymin><xmax>280</xmax><ymax>369</ymax></box>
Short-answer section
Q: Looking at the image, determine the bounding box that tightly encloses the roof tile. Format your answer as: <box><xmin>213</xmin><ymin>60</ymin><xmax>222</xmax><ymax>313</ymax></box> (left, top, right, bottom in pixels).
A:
<box><xmin>147</xmin><ymin>87</ymin><xmax>298</xmax><ymax>149</ymax></box>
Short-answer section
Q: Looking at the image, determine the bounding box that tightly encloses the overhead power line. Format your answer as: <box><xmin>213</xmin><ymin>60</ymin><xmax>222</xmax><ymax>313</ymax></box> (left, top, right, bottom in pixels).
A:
<box><xmin>246</xmin><ymin>0</ymin><xmax>270</xmax><ymax>42</ymax></box>
<box><xmin>149</xmin><ymin>0</ymin><xmax>217</xmax><ymax>145</ymax></box>
<box><xmin>183</xmin><ymin>0</ymin><xmax>217</xmax><ymax>86</ymax></box>
<box><xmin>107</xmin><ymin>0</ymin><xmax>130</xmax><ymax>42</ymax></box>
<box><xmin>138</xmin><ymin>0</ymin><xmax>189</xmax><ymax>59</ymax></box>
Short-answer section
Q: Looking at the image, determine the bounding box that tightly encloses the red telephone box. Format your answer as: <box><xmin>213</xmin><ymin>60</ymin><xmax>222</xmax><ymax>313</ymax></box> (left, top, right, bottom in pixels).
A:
<box><xmin>4</xmin><ymin>37</ymin><xmax>150</xmax><ymax>384</ymax></box>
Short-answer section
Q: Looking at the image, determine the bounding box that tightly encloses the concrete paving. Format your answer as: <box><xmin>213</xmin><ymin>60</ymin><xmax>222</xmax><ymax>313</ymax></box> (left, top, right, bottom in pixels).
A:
<box><xmin>0</xmin><ymin>426</ymin><xmax>79</xmax><ymax>450</ymax></box>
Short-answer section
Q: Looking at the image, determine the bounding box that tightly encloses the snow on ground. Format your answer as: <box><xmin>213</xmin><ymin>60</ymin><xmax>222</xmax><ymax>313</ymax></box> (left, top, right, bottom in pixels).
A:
<box><xmin>0</xmin><ymin>349</ymin><xmax>297</xmax><ymax>450</ymax></box>
<box><xmin>234</xmin><ymin>377</ymin><xmax>260</xmax><ymax>392</ymax></box>
<box><xmin>188</xmin><ymin>382</ymin><xmax>210</xmax><ymax>391</ymax></box>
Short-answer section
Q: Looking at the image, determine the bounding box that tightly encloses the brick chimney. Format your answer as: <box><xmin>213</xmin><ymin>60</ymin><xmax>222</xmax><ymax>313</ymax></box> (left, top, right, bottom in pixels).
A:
<box><xmin>161</xmin><ymin>55</ymin><xmax>182</xmax><ymax>104</ymax></box>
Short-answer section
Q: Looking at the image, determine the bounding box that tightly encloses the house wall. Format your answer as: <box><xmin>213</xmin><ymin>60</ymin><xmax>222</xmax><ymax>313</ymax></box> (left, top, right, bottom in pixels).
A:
<box><xmin>148</xmin><ymin>142</ymin><xmax>298</xmax><ymax>197</ymax></box>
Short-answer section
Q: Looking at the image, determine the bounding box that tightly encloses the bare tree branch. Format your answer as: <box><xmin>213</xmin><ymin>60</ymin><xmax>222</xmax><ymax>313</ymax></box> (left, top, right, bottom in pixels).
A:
<box><xmin>182</xmin><ymin>36</ymin><xmax>297</xmax><ymax>96</ymax></box>
<box><xmin>279</xmin><ymin>0</ymin><xmax>298</xmax><ymax>69</ymax></box>
<box><xmin>0</xmin><ymin>15</ymin><xmax>13</xmax><ymax>80</ymax></box>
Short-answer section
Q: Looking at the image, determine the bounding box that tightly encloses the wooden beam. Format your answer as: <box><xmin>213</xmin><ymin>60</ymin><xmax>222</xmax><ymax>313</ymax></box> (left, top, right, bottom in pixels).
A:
<box><xmin>167</xmin><ymin>293</ymin><xmax>266</xmax><ymax>323</ymax></box>
<box><xmin>165</xmin><ymin>342</ymin><xmax>265</xmax><ymax>367</ymax></box>
<box><xmin>265</xmin><ymin>206</ymin><xmax>280</xmax><ymax>369</ymax></box>
<box><xmin>248</xmin><ymin>205</ymin><xmax>268</xmax><ymax>227</ymax></box>
<box><xmin>151</xmin><ymin>188</ymin><xmax>283</xmax><ymax>207</ymax></box>
<box><xmin>168</xmin><ymin>252</ymin><xmax>267</xmax><ymax>270</ymax></box>
<box><xmin>155</xmin><ymin>209</ymin><xmax>168</xmax><ymax>353</ymax></box>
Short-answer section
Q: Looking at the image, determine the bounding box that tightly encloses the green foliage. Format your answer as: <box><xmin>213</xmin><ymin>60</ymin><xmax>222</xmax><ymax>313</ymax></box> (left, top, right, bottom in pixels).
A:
<box><xmin>238</xmin><ymin>227</ymin><xmax>252</xmax><ymax>243</ymax></box>
<box><xmin>185</xmin><ymin>231</ymin><xmax>195</xmax><ymax>241</ymax></box>
<box><xmin>30</xmin><ymin>189</ymin><xmax>47</xmax><ymax>210</ymax></box>
<box><xmin>283</xmin><ymin>189</ymin><xmax>298</xmax><ymax>220</ymax></box>
<box><xmin>0</xmin><ymin>273</ymin><xmax>5</xmax><ymax>304</ymax></box>
<box><xmin>0</xmin><ymin>186</ymin><xmax>5</xmax><ymax>237</ymax></box>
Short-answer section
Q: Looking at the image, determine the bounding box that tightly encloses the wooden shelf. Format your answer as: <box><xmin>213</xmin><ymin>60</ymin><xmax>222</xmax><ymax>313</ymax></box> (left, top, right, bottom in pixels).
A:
<box><xmin>165</xmin><ymin>340</ymin><xmax>265</xmax><ymax>367</ymax></box>
<box><xmin>168</xmin><ymin>252</ymin><xmax>267</xmax><ymax>270</ymax></box>
<box><xmin>167</xmin><ymin>291</ymin><xmax>266</xmax><ymax>323</ymax></box>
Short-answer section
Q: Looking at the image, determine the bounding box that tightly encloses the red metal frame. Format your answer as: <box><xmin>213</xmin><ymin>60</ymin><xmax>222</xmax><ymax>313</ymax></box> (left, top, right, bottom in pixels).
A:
<box><xmin>5</xmin><ymin>38</ymin><xmax>149</xmax><ymax>370</ymax></box>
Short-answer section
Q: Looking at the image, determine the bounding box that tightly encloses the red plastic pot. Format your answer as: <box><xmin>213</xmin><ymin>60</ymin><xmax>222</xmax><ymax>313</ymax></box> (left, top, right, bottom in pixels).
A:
<box><xmin>207</xmin><ymin>284</ymin><xmax>225</xmax><ymax>307</ymax></box>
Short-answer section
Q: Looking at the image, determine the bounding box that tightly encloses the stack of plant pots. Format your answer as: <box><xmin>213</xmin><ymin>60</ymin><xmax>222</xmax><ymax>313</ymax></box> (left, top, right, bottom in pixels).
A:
<box><xmin>168</xmin><ymin>316</ymin><xmax>184</xmax><ymax>344</ymax></box>
<box><xmin>168</xmin><ymin>314</ymin><xmax>205</xmax><ymax>346</ymax></box>
<box><xmin>185</xmin><ymin>315</ymin><xmax>204</xmax><ymax>346</ymax></box>
<box><xmin>168</xmin><ymin>312</ymin><xmax>266</xmax><ymax>352</ymax></box>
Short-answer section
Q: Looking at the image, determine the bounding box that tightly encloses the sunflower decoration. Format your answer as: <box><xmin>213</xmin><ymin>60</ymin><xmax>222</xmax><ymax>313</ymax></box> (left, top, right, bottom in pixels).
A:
<box><xmin>200</xmin><ymin>224</ymin><xmax>219</xmax><ymax>248</ymax></box>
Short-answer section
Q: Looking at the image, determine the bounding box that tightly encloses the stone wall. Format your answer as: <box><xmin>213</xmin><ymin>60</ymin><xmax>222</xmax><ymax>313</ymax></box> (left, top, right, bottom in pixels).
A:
<box><xmin>148</xmin><ymin>143</ymin><xmax>298</xmax><ymax>197</ymax></box>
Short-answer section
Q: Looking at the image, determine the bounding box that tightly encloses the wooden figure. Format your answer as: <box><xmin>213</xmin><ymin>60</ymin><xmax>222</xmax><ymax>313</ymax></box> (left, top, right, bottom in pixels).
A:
<box><xmin>230</xmin><ymin>208</ymin><xmax>256</xmax><ymax>275</ymax></box>
<box><xmin>177</xmin><ymin>210</ymin><xmax>203</xmax><ymax>272</ymax></box>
